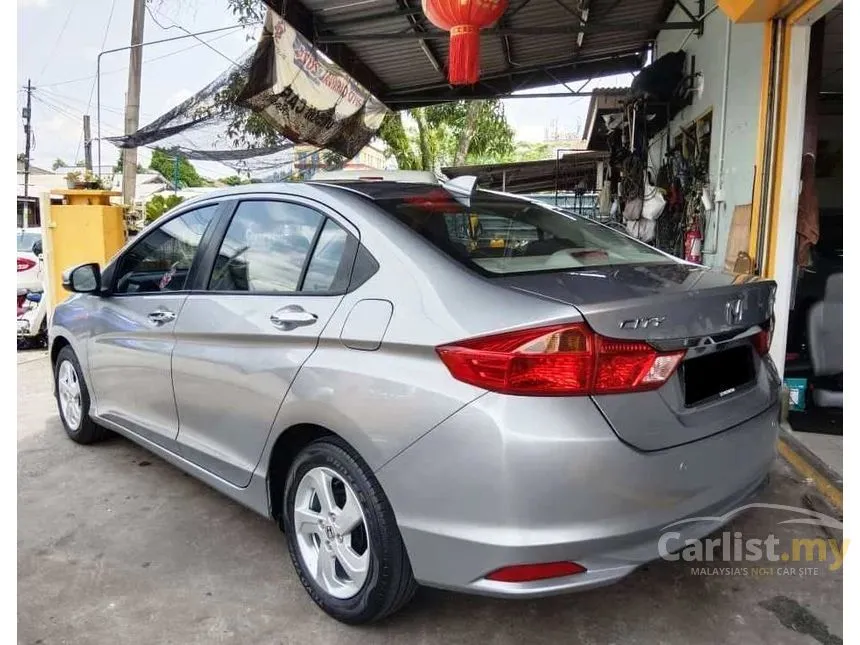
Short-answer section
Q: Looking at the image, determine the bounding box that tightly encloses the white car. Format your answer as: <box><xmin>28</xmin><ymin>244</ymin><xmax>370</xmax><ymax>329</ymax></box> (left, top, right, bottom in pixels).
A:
<box><xmin>17</xmin><ymin>228</ymin><xmax>43</xmax><ymax>292</ymax></box>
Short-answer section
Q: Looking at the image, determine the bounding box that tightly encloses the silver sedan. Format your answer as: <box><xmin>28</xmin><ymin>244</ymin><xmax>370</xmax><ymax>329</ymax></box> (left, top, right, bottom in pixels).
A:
<box><xmin>49</xmin><ymin>178</ymin><xmax>780</xmax><ymax>623</ymax></box>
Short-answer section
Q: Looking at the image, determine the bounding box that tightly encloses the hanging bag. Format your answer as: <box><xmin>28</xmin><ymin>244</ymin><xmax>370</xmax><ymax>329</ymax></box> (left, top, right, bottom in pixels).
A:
<box><xmin>623</xmin><ymin>197</ymin><xmax>643</xmax><ymax>221</ymax></box>
<box><xmin>642</xmin><ymin>171</ymin><xmax>666</xmax><ymax>221</ymax></box>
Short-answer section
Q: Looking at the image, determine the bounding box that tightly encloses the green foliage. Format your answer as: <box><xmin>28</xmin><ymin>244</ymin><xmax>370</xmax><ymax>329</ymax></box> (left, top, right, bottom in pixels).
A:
<box><xmin>322</xmin><ymin>150</ymin><xmax>346</xmax><ymax>169</ymax></box>
<box><xmin>379</xmin><ymin>113</ymin><xmax>421</xmax><ymax>170</ymax></box>
<box><xmin>65</xmin><ymin>169</ymin><xmax>106</xmax><ymax>189</ymax></box>
<box><xmin>114</xmin><ymin>154</ymin><xmax>145</xmax><ymax>174</ymax></box>
<box><xmin>210</xmin><ymin>65</ymin><xmax>284</xmax><ymax>149</ymax></box>
<box><xmin>149</xmin><ymin>148</ymin><xmax>204</xmax><ymax>188</ymax></box>
<box><xmin>378</xmin><ymin>100</ymin><xmax>515</xmax><ymax>171</ymax></box>
<box><xmin>145</xmin><ymin>194</ymin><xmax>185</xmax><ymax>224</ymax></box>
<box><xmin>426</xmin><ymin>100</ymin><xmax>515</xmax><ymax>166</ymax></box>
<box><xmin>223</xmin><ymin>0</ymin><xmax>264</xmax><ymax>29</ymax></box>
<box><xmin>52</xmin><ymin>158</ymin><xmax>68</xmax><ymax>170</ymax></box>
<box><xmin>515</xmin><ymin>141</ymin><xmax>553</xmax><ymax>162</ymax></box>
<box><xmin>220</xmin><ymin>175</ymin><xmax>250</xmax><ymax>186</ymax></box>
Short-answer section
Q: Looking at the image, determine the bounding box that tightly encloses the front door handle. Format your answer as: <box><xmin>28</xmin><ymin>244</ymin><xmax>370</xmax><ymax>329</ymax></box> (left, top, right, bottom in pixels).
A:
<box><xmin>270</xmin><ymin>305</ymin><xmax>318</xmax><ymax>330</ymax></box>
<box><xmin>148</xmin><ymin>309</ymin><xmax>176</xmax><ymax>325</ymax></box>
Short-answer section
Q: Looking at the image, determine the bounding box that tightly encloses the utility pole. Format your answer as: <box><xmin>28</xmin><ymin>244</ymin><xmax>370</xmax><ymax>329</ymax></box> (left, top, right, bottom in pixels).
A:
<box><xmin>23</xmin><ymin>79</ymin><xmax>32</xmax><ymax>197</ymax></box>
<box><xmin>22</xmin><ymin>79</ymin><xmax>33</xmax><ymax>228</ymax></box>
<box><xmin>83</xmin><ymin>115</ymin><xmax>93</xmax><ymax>172</ymax></box>
<box><xmin>121</xmin><ymin>0</ymin><xmax>146</xmax><ymax>207</ymax></box>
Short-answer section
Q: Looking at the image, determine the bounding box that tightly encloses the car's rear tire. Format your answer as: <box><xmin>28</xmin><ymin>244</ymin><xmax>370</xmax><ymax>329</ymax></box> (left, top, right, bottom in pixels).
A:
<box><xmin>54</xmin><ymin>346</ymin><xmax>107</xmax><ymax>445</ymax></box>
<box><xmin>283</xmin><ymin>437</ymin><xmax>417</xmax><ymax>624</ymax></box>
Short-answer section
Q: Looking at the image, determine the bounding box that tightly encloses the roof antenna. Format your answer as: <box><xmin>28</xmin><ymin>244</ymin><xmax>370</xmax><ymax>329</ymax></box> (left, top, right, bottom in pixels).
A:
<box><xmin>443</xmin><ymin>175</ymin><xmax>478</xmax><ymax>208</ymax></box>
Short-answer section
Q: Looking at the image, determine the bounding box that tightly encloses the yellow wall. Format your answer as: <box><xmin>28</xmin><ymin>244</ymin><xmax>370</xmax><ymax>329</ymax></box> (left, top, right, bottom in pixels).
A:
<box><xmin>718</xmin><ymin>0</ymin><xmax>798</xmax><ymax>22</ymax></box>
<box><xmin>47</xmin><ymin>191</ymin><xmax>126</xmax><ymax>309</ymax></box>
<box><xmin>748</xmin><ymin>0</ymin><xmax>824</xmax><ymax>277</ymax></box>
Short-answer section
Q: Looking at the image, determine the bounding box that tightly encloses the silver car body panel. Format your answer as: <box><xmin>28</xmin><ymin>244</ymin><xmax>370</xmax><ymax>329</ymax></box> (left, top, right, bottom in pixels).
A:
<box><xmin>376</xmin><ymin>393</ymin><xmax>778</xmax><ymax>594</ymax></box>
<box><xmin>49</xmin><ymin>182</ymin><xmax>781</xmax><ymax>598</ymax></box>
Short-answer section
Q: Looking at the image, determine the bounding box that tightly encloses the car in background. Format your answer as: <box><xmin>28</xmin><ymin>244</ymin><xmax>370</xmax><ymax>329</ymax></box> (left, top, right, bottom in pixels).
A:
<box><xmin>49</xmin><ymin>179</ymin><xmax>780</xmax><ymax>624</ymax></box>
<box><xmin>17</xmin><ymin>228</ymin><xmax>43</xmax><ymax>292</ymax></box>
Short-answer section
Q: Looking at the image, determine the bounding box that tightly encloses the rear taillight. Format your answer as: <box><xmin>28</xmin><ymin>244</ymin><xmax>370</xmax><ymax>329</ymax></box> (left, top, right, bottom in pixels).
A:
<box><xmin>17</xmin><ymin>257</ymin><xmax>35</xmax><ymax>272</ymax></box>
<box><xmin>486</xmin><ymin>561</ymin><xmax>586</xmax><ymax>582</ymax></box>
<box><xmin>436</xmin><ymin>323</ymin><xmax>684</xmax><ymax>396</ymax></box>
<box><xmin>753</xmin><ymin>321</ymin><xmax>773</xmax><ymax>356</ymax></box>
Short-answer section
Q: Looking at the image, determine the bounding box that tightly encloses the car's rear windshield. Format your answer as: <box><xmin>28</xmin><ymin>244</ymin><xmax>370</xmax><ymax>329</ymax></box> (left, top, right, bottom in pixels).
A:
<box><xmin>367</xmin><ymin>186</ymin><xmax>670</xmax><ymax>276</ymax></box>
<box><xmin>17</xmin><ymin>231</ymin><xmax>41</xmax><ymax>253</ymax></box>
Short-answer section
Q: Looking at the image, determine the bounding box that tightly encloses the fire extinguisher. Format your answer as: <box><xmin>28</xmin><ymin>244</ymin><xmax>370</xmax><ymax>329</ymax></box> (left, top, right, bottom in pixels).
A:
<box><xmin>684</xmin><ymin>217</ymin><xmax>703</xmax><ymax>264</ymax></box>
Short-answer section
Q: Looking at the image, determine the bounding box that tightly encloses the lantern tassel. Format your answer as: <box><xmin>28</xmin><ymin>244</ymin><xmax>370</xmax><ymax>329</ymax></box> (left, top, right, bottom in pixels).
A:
<box><xmin>449</xmin><ymin>25</ymin><xmax>480</xmax><ymax>85</ymax></box>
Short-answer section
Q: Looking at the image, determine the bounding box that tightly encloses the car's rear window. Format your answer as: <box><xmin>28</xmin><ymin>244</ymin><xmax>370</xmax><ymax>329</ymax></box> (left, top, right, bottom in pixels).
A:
<box><xmin>17</xmin><ymin>231</ymin><xmax>41</xmax><ymax>253</ymax></box>
<box><xmin>368</xmin><ymin>186</ymin><xmax>669</xmax><ymax>276</ymax></box>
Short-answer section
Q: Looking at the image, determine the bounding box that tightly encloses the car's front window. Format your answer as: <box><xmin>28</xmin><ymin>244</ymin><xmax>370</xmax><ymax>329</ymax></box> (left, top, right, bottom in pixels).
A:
<box><xmin>371</xmin><ymin>188</ymin><xmax>671</xmax><ymax>276</ymax></box>
<box><xmin>114</xmin><ymin>205</ymin><xmax>218</xmax><ymax>294</ymax></box>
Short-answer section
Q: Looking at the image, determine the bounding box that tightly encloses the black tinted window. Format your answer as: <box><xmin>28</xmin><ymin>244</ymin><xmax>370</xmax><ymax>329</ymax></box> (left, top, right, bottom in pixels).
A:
<box><xmin>115</xmin><ymin>205</ymin><xmax>217</xmax><ymax>294</ymax></box>
<box><xmin>209</xmin><ymin>200</ymin><xmax>323</xmax><ymax>293</ymax></box>
<box><xmin>302</xmin><ymin>219</ymin><xmax>350</xmax><ymax>292</ymax></box>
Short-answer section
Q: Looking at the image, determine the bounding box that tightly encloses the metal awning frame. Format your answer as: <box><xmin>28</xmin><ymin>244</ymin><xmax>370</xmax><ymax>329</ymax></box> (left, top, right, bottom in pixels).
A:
<box><xmin>264</xmin><ymin>0</ymin><xmax>710</xmax><ymax>109</ymax></box>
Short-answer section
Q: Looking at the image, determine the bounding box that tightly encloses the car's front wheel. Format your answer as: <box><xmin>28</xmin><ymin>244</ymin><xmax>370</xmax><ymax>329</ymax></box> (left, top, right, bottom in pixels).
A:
<box><xmin>283</xmin><ymin>438</ymin><xmax>416</xmax><ymax>624</ymax></box>
<box><xmin>54</xmin><ymin>346</ymin><xmax>107</xmax><ymax>444</ymax></box>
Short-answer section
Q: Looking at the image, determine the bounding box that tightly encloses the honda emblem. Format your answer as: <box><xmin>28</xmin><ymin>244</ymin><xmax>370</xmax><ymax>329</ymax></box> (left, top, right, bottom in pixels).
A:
<box><xmin>726</xmin><ymin>297</ymin><xmax>744</xmax><ymax>325</ymax></box>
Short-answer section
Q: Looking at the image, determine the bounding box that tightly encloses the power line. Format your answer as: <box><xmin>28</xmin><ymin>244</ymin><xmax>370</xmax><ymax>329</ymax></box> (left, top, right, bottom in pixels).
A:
<box><xmin>32</xmin><ymin>93</ymin><xmax>125</xmax><ymax>136</ymax></box>
<box><xmin>37</xmin><ymin>0</ymin><xmax>78</xmax><ymax>81</ymax></box>
<box><xmin>84</xmin><ymin>0</ymin><xmax>119</xmax><ymax>113</ymax></box>
<box><xmin>36</xmin><ymin>28</ymin><xmax>243</xmax><ymax>89</ymax></box>
<box><xmin>72</xmin><ymin>0</ymin><xmax>119</xmax><ymax>165</ymax></box>
<box><xmin>145</xmin><ymin>4</ymin><xmax>241</xmax><ymax>68</ymax></box>
<box><xmin>36</xmin><ymin>86</ymin><xmax>152</xmax><ymax>120</ymax></box>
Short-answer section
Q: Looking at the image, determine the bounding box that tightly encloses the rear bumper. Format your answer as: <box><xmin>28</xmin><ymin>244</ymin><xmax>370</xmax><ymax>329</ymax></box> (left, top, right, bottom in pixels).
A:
<box><xmin>376</xmin><ymin>395</ymin><xmax>779</xmax><ymax>597</ymax></box>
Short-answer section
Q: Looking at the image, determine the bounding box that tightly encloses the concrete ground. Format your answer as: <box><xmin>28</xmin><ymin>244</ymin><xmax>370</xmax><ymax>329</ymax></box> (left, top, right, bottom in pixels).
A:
<box><xmin>19</xmin><ymin>351</ymin><xmax>843</xmax><ymax>645</ymax></box>
<box><xmin>793</xmin><ymin>432</ymin><xmax>843</xmax><ymax>478</ymax></box>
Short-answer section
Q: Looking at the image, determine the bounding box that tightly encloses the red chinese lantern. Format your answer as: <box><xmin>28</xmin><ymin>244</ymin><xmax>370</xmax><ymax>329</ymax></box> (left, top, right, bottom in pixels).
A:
<box><xmin>422</xmin><ymin>0</ymin><xmax>509</xmax><ymax>85</ymax></box>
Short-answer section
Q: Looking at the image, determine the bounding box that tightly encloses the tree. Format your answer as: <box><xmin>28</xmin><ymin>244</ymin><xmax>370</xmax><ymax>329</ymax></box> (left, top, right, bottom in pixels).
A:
<box><xmin>205</xmin><ymin>2</ymin><xmax>517</xmax><ymax>171</ymax></box>
<box><xmin>145</xmin><ymin>194</ymin><xmax>185</xmax><ymax>224</ymax></box>
<box><xmin>114</xmin><ymin>154</ymin><xmax>145</xmax><ymax>174</ymax></box>
<box><xmin>149</xmin><ymin>148</ymin><xmax>204</xmax><ymax>187</ymax></box>
<box><xmin>378</xmin><ymin>100</ymin><xmax>515</xmax><ymax>171</ymax></box>
<box><xmin>52</xmin><ymin>158</ymin><xmax>69</xmax><ymax>170</ymax></box>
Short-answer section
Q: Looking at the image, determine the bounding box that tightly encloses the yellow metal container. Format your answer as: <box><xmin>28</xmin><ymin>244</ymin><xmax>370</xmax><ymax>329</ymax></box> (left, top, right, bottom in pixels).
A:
<box><xmin>46</xmin><ymin>190</ymin><xmax>126</xmax><ymax>309</ymax></box>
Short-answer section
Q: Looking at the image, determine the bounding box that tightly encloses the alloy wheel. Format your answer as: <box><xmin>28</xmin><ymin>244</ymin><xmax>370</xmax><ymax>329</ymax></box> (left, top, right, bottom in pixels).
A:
<box><xmin>293</xmin><ymin>466</ymin><xmax>370</xmax><ymax>599</ymax></box>
<box><xmin>57</xmin><ymin>360</ymin><xmax>82</xmax><ymax>430</ymax></box>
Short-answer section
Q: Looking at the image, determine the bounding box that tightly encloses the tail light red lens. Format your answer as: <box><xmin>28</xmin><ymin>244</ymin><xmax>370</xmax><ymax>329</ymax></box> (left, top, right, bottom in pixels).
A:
<box><xmin>752</xmin><ymin>321</ymin><xmax>773</xmax><ymax>356</ymax></box>
<box><xmin>436</xmin><ymin>323</ymin><xmax>684</xmax><ymax>396</ymax></box>
<box><xmin>486</xmin><ymin>561</ymin><xmax>586</xmax><ymax>582</ymax></box>
<box><xmin>17</xmin><ymin>257</ymin><xmax>35</xmax><ymax>272</ymax></box>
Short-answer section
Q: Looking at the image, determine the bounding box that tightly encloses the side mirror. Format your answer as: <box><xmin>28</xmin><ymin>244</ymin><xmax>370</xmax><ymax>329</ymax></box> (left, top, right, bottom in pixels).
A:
<box><xmin>62</xmin><ymin>263</ymin><xmax>102</xmax><ymax>294</ymax></box>
<box><xmin>32</xmin><ymin>239</ymin><xmax>43</xmax><ymax>256</ymax></box>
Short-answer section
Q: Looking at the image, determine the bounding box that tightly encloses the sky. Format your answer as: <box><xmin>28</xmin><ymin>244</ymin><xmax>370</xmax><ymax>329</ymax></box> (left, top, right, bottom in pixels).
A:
<box><xmin>17</xmin><ymin>0</ymin><xmax>633</xmax><ymax>177</ymax></box>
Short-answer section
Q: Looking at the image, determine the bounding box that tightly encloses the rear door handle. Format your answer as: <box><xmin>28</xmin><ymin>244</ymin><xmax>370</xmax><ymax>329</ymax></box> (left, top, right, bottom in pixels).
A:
<box><xmin>270</xmin><ymin>306</ymin><xmax>318</xmax><ymax>330</ymax></box>
<box><xmin>148</xmin><ymin>309</ymin><xmax>176</xmax><ymax>325</ymax></box>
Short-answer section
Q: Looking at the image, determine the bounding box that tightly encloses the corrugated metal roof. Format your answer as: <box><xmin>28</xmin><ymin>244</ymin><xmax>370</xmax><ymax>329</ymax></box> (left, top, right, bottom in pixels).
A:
<box><xmin>443</xmin><ymin>151</ymin><xmax>608</xmax><ymax>193</ymax></box>
<box><xmin>265</xmin><ymin>0</ymin><xmax>685</xmax><ymax>108</ymax></box>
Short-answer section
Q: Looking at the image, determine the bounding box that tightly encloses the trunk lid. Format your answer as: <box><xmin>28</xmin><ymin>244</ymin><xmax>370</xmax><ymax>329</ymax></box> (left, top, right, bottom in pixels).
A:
<box><xmin>497</xmin><ymin>263</ymin><xmax>780</xmax><ymax>451</ymax></box>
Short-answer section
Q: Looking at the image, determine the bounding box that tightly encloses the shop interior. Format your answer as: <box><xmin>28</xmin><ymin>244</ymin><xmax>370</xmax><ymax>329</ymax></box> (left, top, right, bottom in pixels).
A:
<box><xmin>783</xmin><ymin>4</ymin><xmax>842</xmax><ymax>466</ymax></box>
